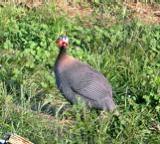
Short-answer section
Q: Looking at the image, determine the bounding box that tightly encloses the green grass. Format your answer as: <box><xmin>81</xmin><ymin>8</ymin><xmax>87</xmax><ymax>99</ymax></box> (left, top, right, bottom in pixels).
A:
<box><xmin>0</xmin><ymin>1</ymin><xmax>160</xmax><ymax>144</ymax></box>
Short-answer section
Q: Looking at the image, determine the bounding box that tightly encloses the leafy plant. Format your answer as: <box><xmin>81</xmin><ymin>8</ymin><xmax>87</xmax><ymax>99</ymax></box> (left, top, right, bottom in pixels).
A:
<box><xmin>0</xmin><ymin>1</ymin><xmax>159</xmax><ymax>144</ymax></box>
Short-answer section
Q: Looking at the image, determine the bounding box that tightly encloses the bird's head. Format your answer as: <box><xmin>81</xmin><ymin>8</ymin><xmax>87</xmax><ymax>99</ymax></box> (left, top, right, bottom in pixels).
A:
<box><xmin>56</xmin><ymin>35</ymin><xmax>69</xmax><ymax>49</ymax></box>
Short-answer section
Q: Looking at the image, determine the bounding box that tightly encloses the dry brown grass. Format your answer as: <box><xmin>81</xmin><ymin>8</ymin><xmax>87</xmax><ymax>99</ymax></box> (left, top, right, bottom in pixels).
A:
<box><xmin>55</xmin><ymin>1</ymin><xmax>160</xmax><ymax>24</ymax></box>
<box><xmin>1</xmin><ymin>1</ymin><xmax>160</xmax><ymax>24</ymax></box>
<box><xmin>55</xmin><ymin>0</ymin><xmax>93</xmax><ymax>18</ymax></box>
<box><xmin>126</xmin><ymin>2</ymin><xmax>160</xmax><ymax>24</ymax></box>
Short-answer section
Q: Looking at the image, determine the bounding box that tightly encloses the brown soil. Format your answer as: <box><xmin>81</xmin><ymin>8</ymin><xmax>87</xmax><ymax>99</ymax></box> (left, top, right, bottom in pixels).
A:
<box><xmin>55</xmin><ymin>0</ymin><xmax>93</xmax><ymax>18</ymax></box>
<box><xmin>1</xmin><ymin>1</ymin><xmax>160</xmax><ymax>24</ymax></box>
<box><xmin>56</xmin><ymin>1</ymin><xmax>160</xmax><ymax>24</ymax></box>
<box><xmin>126</xmin><ymin>2</ymin><xmax>160</xmax><ymax>24</ymax></box>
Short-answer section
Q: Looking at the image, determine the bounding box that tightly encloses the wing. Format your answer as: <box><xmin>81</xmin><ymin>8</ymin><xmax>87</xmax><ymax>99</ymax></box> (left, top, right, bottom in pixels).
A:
<box><xmin>55</xmin><ymin>70</ymin><xmax>77</xmax><ymax>104</ymax></box>
<box><xmin>61</xmin><ymin>59</ymin><xmax>116</xmax><ymax>111</ymax></box>
<box><xmin>64</xmin><ymin>60</ymin><xmax>113</xmax><ymax>102</ymax></box>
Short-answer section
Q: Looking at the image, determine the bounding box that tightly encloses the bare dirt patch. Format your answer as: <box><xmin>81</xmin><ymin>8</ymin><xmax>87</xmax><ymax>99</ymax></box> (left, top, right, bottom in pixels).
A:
<box><xmin>1</xmin><ymin>1</ymin><xmax>160</xmax><ymax>24</ymax></box>
<box><xmin>55</xmin><ymin>1</ymin><xmax>160</xmax><ymax>25</ymax></box>
<box><xmin>126</xmin><ymin>2</ymin><xmax>160</xmax><ymax>24</ymax></box>
<box><xmin>55</xmin><ymin>0</ymin><xmax>93</xmax><ymax>18</ymax></box>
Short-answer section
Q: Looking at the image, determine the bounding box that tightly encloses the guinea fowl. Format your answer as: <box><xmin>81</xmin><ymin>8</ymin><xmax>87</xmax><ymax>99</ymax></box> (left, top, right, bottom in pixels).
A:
<box><xmin>54</xmin><ymin>36</ymin><xmax>116</xmax><ymax>112</ymax></box>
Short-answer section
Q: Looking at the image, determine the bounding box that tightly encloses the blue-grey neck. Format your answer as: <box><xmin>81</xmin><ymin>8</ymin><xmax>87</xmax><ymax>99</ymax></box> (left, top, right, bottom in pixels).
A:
<box><xmin>55</xmin><ymin>47</ymin><xmax>67</xmax><ymax>69</ymax></box>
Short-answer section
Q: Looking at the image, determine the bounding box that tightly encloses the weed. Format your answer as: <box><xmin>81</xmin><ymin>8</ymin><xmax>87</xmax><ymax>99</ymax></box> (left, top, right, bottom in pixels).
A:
<box><xmin>0</xmin><ymin>1</ymin><xmax>159</xmax><ymax>144</ymax></box>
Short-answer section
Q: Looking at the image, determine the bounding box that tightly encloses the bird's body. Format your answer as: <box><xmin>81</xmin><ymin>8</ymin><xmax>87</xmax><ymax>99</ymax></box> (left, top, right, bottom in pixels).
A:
<box><xmin>54</xmin><ymin>36</ymin><xmax>116</xmax><ymax>111</ymax></box>
<box><xmin>54</xmin><ymin>37</ymin><xmax>116</xmax><ymax>111</ymax></box>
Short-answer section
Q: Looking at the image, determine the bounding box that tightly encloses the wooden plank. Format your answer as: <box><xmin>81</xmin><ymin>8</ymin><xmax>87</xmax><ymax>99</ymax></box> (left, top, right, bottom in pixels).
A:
<box><xmin>8</xmin><ymin>134</ymin><xmax>33</xmax><ymax>144</ymax></box>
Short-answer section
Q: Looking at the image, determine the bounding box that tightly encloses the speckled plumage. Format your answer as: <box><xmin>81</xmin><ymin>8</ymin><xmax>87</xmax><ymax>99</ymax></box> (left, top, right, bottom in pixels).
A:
<box><xmin>54</xmin><ymin>47</ymin><xmax>116</xmax><ymax>111</ymax></box>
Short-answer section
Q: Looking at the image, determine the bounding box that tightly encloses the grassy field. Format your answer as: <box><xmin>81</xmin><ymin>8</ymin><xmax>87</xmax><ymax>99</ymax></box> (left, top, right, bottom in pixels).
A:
<box><xmin>0</xmin><ymin>1</ymin><xmax>160</xmax><ymax>144</ymax></box>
